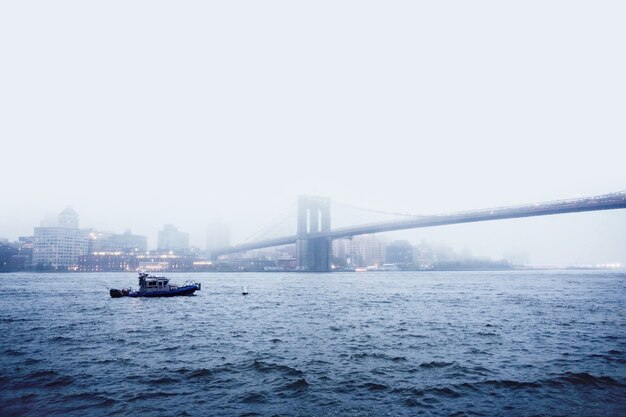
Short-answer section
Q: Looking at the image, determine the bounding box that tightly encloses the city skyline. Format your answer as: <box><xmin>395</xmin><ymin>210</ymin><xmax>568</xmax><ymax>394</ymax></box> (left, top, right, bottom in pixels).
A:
<box><xmin>2</xmin><ymin>190</ymin><xmax>624</xmax><ymax>267</ymax></box>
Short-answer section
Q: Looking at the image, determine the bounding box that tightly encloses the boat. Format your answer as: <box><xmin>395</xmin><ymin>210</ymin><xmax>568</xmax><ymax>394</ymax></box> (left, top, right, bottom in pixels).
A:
<box><xmin>109</xmin><ymin>271</ymin><xmax>201</xmax><ymax>298</ymax></box>
<box><xmin>242</xmin><ymin>286</ymin><xmax>248</xmax><ymax>295</ymax></box>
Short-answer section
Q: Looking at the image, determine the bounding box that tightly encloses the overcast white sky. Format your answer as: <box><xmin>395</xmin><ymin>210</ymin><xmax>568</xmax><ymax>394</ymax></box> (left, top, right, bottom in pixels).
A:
<box><xmin>1</xmin><ymin>1</ymin><xmax>624</xmax><ymax>265</ymax></box>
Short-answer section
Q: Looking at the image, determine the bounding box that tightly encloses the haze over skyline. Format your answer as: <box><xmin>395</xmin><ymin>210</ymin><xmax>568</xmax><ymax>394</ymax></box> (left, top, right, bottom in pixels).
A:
<box><xmin>1</xmin><ymin>1</ymin><xmax>625</xmax><ymax>265</ymax></box>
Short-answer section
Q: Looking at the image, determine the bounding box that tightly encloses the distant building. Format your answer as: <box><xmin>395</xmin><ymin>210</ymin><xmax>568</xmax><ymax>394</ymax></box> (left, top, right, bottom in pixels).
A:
<box><xmin>87</xmin><ymin>229</ymin><xmax>148</xmax><ymax>254</ymax></box>
<box><xmin>33</xmin><ymin>208</ymin><xmax>88</xmax><ymax>270</ymax></box>
<box><xmin>415</xmin><ymin>241</ymin><xmax>436</xmax><ymax>268</ymax></box>
<box><xmin>109</xmin><ymin>229</ymin><xmax>148</xmax><ymax>253</ymax></box>
<box><xmin>206</xmin><ymin>222</ymin><xmax>230</xmax><ymax>255</ymax></box>
<box><xmin>157</xmin><ymin>224</ymin><xmax>189</xmax><ymax>252</ymax></box>
<box><xmin>350</xmin><ymin>234</ymin><xmax>387</xmax><ymax>266</ymax></box>
<box><xmin>58</xmin><ymin>207</ymin><xmax>79</xmax><ymax>228</ymax></box>
<box><xmin>332</xmin><ymin>239</ymin><xmax>351</xmax><ymax>261</ymax></box>
<box><xmin>87</xmin><ymin>230</ymin><xmax>113</xmax><ymax>253</ymax></box>
<box><xmin>386</xmin><ymin>240</ymin><xmax>414</xmax><ymax>266</ymax></box>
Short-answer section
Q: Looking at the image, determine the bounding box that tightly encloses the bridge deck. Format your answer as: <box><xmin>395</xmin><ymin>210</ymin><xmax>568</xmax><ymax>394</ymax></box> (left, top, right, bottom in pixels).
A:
<box><xmin>212</xmin><ymin>191</ymin><xmax>626</xmax><ymax>257</ymax></box>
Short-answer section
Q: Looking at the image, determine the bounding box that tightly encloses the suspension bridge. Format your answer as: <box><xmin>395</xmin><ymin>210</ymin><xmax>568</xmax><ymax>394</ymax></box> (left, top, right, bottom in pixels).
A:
<box><xmin>211</xmin><ymin>190</ymin><xmax>626</xmax><ymax>271</ymax></box>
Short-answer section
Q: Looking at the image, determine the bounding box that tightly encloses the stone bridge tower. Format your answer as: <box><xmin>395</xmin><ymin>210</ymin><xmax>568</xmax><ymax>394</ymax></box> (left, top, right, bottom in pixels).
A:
<box><xmin>296</xmin><ymin>195</ymin><xmax>331</xmax><ymax>272</ymax></box>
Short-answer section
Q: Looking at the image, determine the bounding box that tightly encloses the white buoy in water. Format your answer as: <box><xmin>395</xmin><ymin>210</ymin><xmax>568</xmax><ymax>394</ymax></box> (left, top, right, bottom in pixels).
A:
<box><xmin>242</xmin><ymin>286</ymin><xmax>248</xmax><ymax>295</ymax></box>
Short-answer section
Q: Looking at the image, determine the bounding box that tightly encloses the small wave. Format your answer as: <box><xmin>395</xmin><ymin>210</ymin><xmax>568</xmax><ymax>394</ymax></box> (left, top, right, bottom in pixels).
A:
<box><xmin>44</xmin><ymin>376</ymin><xmax>74</xmax><ymax>388</ymax></box>
<box><xmin>555</xmin><ymin>372</ymin><xmax>623</xmax><ymax>387</ymax></box>
<box><xmin>483</xmin><ymin>379</ymin><xmax>541</xmax><ymax>389</ymax></box>
<box><xmin>391</xmin><ymin>387</ymin><xmax>424</xmax><ymax>396</ymax></box>
<box><xmin>281</xmin><ymin>378</ymin><xmax>309</xmax><ymax>391</ymax></box>
<box><xmin>128</xmin><ymin>391</ymin><xmax>177</xmax><ymax>402</ymax></box>
<box><xmin>62</xmin><ymin>392</ymin><xmax>115</xmax><ymax>406</ymax></box>
<box><xmin>419</xmin><ymin>361</ymin><xmax>454</xmax><ymax>369</ymax></box>
<box><xmin>466</xmin><ymin>348</ymin><xmax>490</xmax><ymax>355</ymax></box>
<box><xmin>477</xmin><ymin>331</ymin><xmax>498</xmax><ymax>337</ymax></box>
<box><xmin>189</xmin><ymin>368</ymin><xmax>213</xmax><ymax>378</ymax></box>
<box><xmin>240</xmin><ymin>392</ymin><xmax>267</xmax><ymax>404</ymax></box>
<box><xmin>27</xmin><ymin>370</ymin><xmax>58</xmax><ymax>379</ymax></box>
<box><xmin>361</xmin><ymin>382</ymin><xmax>389</xmax><ymax>391</ymax></box>
<box><xmin>156</xmin><ymin>346</ymin><xmax>178</xmax><ymax>351</ymax></box>
<box><xmin>146</xmin><ymin>376</ymin><xmax>180</xmax><ymax>385</ymax></box>
<box><xmin>458</xmin><ymin>372</ymin><xmax>623</xmax><ymax>393</ymax></box>
<box><xmin>350</xmin><ymin>352</ymin><xmax>406</xmax><ymax>362</ymax></box>
<box><xmin>424</xmin><ymin>387</ymin><xmax>461</xmax><ymax>398</ymax></box>
<box><xmin>50</xmin><ymin>336</ymin><xmax>72</xmax><ymax>342</ymax></box>
<box><xmin>252</xmin><ymin>360</ymin><xmax>303</xmax><ymax>377</ymax></box>
<box><xmin>306</xmin><ymin>359</ymin><xmax>331</xmax><ymax>366</ymax></box>
<box><xmin>404</xmin><ymin>398</ymin><xmax>434</xmax><ymax>408</ymax></box>
<box><xmin>2</xmin><ymin>317</ymin><xmax>32</xmax><ymax>323</ymax></box>
<box><xmin>96</xmin><ymin>397</ymin><xmax>117</xmax><ymax>407</ymax></box>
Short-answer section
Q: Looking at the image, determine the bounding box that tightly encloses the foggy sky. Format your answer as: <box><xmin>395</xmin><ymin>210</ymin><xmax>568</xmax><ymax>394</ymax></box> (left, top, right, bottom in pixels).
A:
<box><xmin>1</xmin><ymin>1</ymin><xmax>625</xmax><ymax>265</ymax></box>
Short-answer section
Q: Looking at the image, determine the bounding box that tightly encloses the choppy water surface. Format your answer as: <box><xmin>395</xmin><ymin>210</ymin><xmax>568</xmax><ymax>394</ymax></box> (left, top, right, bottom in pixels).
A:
<box><xmin>1</xmin><ymin>271</ymin><xmax>625</xmax><ymax>416</ymax></box>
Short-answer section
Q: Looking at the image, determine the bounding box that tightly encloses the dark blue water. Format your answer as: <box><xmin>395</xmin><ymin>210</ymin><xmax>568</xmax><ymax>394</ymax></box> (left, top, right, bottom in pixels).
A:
<box><xmin>1</xmin><ymin>271</ymin><xmax>625</xmax><ymax>416</ymax></box>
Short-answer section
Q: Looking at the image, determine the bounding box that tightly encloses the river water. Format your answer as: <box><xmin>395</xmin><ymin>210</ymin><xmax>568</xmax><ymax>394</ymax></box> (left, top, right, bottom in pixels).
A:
<box><xmin>1</xmin><ymin>271</ymin><xmax>625</xmax><ymax>416</ymax></box>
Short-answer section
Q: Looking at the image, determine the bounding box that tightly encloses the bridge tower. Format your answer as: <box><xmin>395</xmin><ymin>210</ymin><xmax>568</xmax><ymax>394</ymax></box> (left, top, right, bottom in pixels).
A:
<box><xmin>296</xmin><ymin>195</ymin><xmax>331</xmax><ymax>272</ymax></box>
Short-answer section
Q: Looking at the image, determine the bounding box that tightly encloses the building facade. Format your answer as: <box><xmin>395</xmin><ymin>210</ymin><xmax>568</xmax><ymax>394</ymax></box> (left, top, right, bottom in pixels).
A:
<box><xmin>109</xmin><ymin>229</ymin><xmax>148</xmax><ymax>252</ymax></box>
<box><xmin>157</xmin><ymin>224</ymin><xmax>189</xmax><ymax>252</ymax></box>
<box><xmin>32</xmin><ymin>208</ymin><xmax>88</xmax><ymax>270</ymax></box>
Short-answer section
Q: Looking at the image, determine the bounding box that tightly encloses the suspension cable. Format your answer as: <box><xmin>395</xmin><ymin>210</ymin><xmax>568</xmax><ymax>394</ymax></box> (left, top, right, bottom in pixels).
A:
<box><xmin>331</xmin><ymin>200</ymin><xmax>425</xmax><ymax>218</ymax></box>
<box><xmin>242</xmin><ymin>202</ymin><xmax>297</xmax><ymax>243</ymax></box>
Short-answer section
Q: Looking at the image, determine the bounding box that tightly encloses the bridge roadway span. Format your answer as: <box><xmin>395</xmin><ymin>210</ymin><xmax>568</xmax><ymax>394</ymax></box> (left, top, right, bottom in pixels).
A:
<box><xmin>212</xmin><ymin>191</ymin><xmax>626</xmax><ymax>257</ymax></box>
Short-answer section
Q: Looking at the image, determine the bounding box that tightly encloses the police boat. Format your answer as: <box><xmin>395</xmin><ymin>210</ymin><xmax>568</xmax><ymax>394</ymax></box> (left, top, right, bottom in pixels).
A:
<box><xmin>110</xmin><ymin>271</ymin><xmax>201</xmax><ymax>298</ymax></box>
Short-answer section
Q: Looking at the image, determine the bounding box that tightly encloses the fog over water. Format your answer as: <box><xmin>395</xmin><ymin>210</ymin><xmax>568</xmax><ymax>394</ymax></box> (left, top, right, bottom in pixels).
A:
<box><xmin>1</xmin><ymin>1</ymin><xmax>625</xmax><ymax>264</ymax></box>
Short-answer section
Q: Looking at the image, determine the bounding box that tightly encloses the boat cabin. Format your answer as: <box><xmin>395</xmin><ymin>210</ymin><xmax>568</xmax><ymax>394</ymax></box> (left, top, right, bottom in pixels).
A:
<box><xmin>138</xmin><ymin>272</ymin><xmax>176</xmax><ymax>292</ymax></box>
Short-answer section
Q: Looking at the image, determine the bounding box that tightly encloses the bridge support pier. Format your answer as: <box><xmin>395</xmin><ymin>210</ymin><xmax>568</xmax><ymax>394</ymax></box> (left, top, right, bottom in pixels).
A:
<box><xmin>296</xmin><ymin>196</ymin><xmax>331</xmax><ymax>272</ymax></box>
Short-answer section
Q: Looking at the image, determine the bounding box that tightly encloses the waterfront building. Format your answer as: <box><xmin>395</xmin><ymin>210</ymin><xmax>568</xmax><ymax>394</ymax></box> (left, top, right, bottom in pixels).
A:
<box><xmin>32</xmin><ymin>208</ymin><xmax>88</xmax><ymax>270</ymax></box>
<box><xmin>157</xmin><ymin>224</ymin><xmax>189</xmax><ymax>252</ymax></box>
<box><xmin>0</xmin><ymin>238</ymin><xmax>33</xmax><ymax>272</ymax></box>
<box><xmin>78</xmin><ymin>252</ymin><xmax>137</xmax><ymax>272</ymax></box>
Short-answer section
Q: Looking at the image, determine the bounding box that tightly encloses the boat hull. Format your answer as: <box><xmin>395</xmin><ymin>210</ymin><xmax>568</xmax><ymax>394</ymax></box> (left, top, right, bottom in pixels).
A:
<box><xmin>110</xmin><ymin>288</ymin><xmax>129</xmax><ymax>298</ymax></box>
<box><xmin>128</xmin><ymin>284</ymin><xmax>199</xmax><ymax>298</ymax></box>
